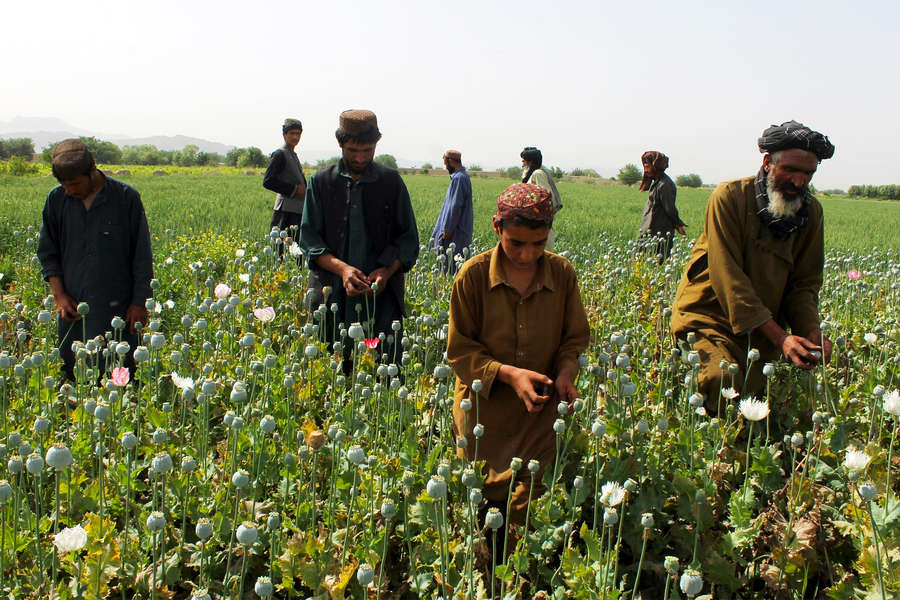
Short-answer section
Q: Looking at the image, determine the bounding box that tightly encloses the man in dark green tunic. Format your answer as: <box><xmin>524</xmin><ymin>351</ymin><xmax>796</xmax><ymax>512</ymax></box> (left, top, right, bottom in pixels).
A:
<box><xmin>671</xmin><ymin>121</ymin><xmax>835</xmax><ymax>402</ymax></box>
<box><xmin>300</xmin><ymin>110</ymin><xmax>419</xmax><ymax>367</ymax></box>
<box><xmin>37</xmin><ymin>139</ymin><xmax>153</xmax><ymax>380</ymax></box>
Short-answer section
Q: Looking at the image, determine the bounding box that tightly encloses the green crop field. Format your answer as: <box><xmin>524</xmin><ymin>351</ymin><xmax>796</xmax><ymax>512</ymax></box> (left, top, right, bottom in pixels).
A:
<box><xmin>2</xmin><ymin>171</ymin><xmax>899</xmax><ymax>259</ymax></box>
<box><xmin>0</xmin><ymin>168</ymin><xmax>898</xmax><ymax>599</ymax></box>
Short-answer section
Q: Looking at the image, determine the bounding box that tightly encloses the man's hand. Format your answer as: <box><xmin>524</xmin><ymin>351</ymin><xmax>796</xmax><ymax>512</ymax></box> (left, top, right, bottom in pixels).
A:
<box><xmin>781</xmin><ymin>334</ymin><xmax>822</xmax><ymax>370</ymax></box>
<box><xmin>675</xmin><ymin>225</ymin><xmax>687</xmax><ymax>236</ymax></box>
<box><xmin>442</xmin><ymin>231</ymin><xmax>451</xmax><ymax>240</ymax></box>
<box><xmin>367</xmin><ymin>266</ymin><xmax>396</xmax><ymax>295</ymax></box>
<box><xmin>500</xmin><ymin>365</ymin><xmax>553</xmax><ymax>413</ymax></box>
<box><xmin>125</xmin><ymin>304</ymin><xmax>148</xmax><ymax>334</ymax></box>
<box><xmin>806</xmin><ymin>329</ymin><xmax>833</xmax><ymax>363</ymax></box>
<box><xmin>555</xmin><ymin>367</ymin><xmax>578</xmax><ymax>409</ymax></box>
<box><xmin>54</xmin><ymin>291</ymin><xmax>78</xmax><ymax>322</ymax></box>
<box><xmin>340</xmin><ymin>265</ymin><xmax>370</xmax><ymax>297</ymax></box>
<box><xmin>295</xmin><ymin>184</ymin><xmax>306</xmax><ymax>198</ymax></box>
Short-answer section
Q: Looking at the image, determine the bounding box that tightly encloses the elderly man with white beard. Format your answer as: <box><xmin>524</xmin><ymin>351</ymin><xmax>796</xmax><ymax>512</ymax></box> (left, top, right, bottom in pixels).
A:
<box><xmin>670</xmin><ymin>120</ymin><xmax>835</xmax><ymax>405</ymax></box>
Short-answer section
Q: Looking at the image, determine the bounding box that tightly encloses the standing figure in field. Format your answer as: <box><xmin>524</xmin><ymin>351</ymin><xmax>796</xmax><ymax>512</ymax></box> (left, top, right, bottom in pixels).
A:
<box><xmin>448</xmin><ymin>182</ymin><xmax>589</xmax><ymax>525</ymax></box>
<box><xmin>520</xmin><ymin>146</ymin><xmax>562</xmax><ymax>251</ymax></box>
<box><xmin>300</xmin><ymin>110</ymin><xmax>419</xmax><ymax>367</ymax></box>
<box><xmin>263</xmin><ymin>118</ymin><xmax>306</xmax><ymax>247</ymax></box>
<box><xmin>637</xmin><ymin>151</ymin><xmax>686</xmax><ymax>262</ymax></box>
<box><xmin>671</xmin><ymin>121</ymin><xmax>835</xmax><ymax>403</ymax></box>
<box><xmin>429</xmin><ymin>149</ymin><xmax>473</xmax><ymax>274</ymax></box>
<box><xmin>37</xmin><ymin>139</ymin><xmax>153</xmax><ymax>380</ymax></box>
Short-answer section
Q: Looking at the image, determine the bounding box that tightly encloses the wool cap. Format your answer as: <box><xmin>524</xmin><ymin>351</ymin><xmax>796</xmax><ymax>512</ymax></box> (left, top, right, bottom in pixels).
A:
<box><xmin>52</xmin><ymin>139</ymin><xmax>94</xmax><ymax>179</ymax></box>
<box><xmin>339</xmin><ymin>110</ymin><xmax>379</xmax><ymax>135</ymax></box>
<box><xmin>282</xmin><ymin>118</ymin><xmax>302</xmax><ymax>133</ymax></box>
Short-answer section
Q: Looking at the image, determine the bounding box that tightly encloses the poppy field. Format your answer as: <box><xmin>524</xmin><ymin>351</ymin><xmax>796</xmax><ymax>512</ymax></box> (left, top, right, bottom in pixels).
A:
<box><xmin>0</xmin><ymin>171</ymin><xmax>898</xmax><ymax>599</ymax></box>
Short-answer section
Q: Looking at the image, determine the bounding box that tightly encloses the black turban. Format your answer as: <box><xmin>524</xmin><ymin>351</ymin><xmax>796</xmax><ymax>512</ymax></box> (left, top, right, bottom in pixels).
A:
<box><xmin>520</xmin><ymin>146</ymin><xmax>542</xmax><ymax>166</ymax></box>
<box><xmin>758</xmin><ymin>120</ymin><xmax>834</xmax><ymax>160</ymax></box>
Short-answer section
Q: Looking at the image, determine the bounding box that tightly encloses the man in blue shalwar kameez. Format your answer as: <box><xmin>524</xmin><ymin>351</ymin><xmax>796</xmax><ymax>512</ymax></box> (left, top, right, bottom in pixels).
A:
<box><xmin>429</xmin><ymin>150</ymin><xmax>473</xmax><ymax>274</ymax></box>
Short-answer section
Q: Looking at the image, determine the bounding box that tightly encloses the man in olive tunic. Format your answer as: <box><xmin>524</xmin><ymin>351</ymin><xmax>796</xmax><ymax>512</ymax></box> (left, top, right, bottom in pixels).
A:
<box><xmin>638</xmin><ymin>151</ymin><xmax>685</xmax><ymax>262</ymax></box>
<box><xmin>263</xmin><ymin>118</ymin><xmax>307</xmax><ymax>244</ymax></box>
<box><xmin>37</xmin><ymin>139</ymin><xmax>153</xmax><ymax>380</ymax></box>
<box><xmin>671</xmin><ymin>121</ymin><xmax>835</xmax><ymax>401</ymax></box>
<box><xmin>300</xmin><ymin>110</ymin><xmax>419</xmax><ymax>366</ymax></box>
<box><xmin>448</xmin><ymin>183</ymin><xmax>588</xmax><ymax>525</ymax></box>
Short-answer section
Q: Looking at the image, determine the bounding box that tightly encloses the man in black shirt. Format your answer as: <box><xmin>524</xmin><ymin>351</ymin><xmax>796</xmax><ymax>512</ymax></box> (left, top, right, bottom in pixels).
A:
<box><xmin>37</xmin><ymin>139</ymin><xmax>153</xmax><ymax>380</ymax></box>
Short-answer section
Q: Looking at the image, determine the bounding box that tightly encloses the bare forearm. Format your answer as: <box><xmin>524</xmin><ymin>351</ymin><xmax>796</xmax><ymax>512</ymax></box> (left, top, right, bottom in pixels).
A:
<box><xmin>314</xmin><ymin>253</ymin><xmax>350</xmax><ymax>277</ymax></box>
<box><xmin>48</xmin><ymin>276</ymin><xmax>67</xmax><ymax>299</ymax></box>
<box><xmin>757</xmin><ymin>319</ymin><xmax>788</xmax><ymax>349</ymax></box>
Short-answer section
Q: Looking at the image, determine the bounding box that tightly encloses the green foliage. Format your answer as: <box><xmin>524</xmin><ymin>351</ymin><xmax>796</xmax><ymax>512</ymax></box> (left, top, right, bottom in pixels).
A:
<box><xmin>79</xmin><ymin>136</ymin><xmax>123</xmax><ymax>164</ymax></box>
<box><xmin>314</xmin><ymin>156</ymin><xmax>341</xmax><ymax>170</ymax></box>
<box><xmin>122</xmin><ymin>144</ymin><xmax>167</xmax><ymax>165</ymax></box>
<box><xmin>0</xmin><ymin>156</ymin><xmax>41</xmax><ymax>176</ymax></box>
<box><xmin>420</xmin><ymin>162</ymin><xmax>433</xmax><ymax>171</ymax></box>
<box><xmin>504</xmin><ymin>166</ymin><xmax>523</xmax><ymax>179</ymax></box>
<box><xmin>226</xmin><ymin>146</ymin><xmax>266</xmax><ymax>168</ymax></box>
<box><xmin>174</xmin><ymin>144</ymin><xmax>200</xmax><ymax>166</ymax></box>
<box><xmin>675</xmin><ymin>173</ymin><xmax>703</xmax><ymax>188</ymax></box>
<box><xmin>847</xmin><ymin>184</ymin><xmax>900</xmax><ymax>200</ymax></box>
<box><xmin>570</xmin><ymin>168</ymin><xmax>601</xmax><ymax>178</ymax></box>
<box><xmin>468</xmin><ymin>164</ymin><xmax>482</xmax><ymax>171</ymax></box>
<box><xmin>237</xmin><ymin>147</ymin><xmax>265</xmax><ymax>168</ymax></box>
<box><xmin>0</xmin><ymin>137</ymin><xmax>35</xmax><ymax>159</ymax></box>
<box><xmin>374</xmin><ymin>154</ymin><xmax>398</xmax><ymax>169</ymax></box>
<box><xmin>617</xmin><ymin>163</ymin><xmax>642</xmax><ymax>185</ymax></box>
<box><xmin>548</xmin><ymin>165</ymin><xmax>565</xmax><ymax>179</ymax></box>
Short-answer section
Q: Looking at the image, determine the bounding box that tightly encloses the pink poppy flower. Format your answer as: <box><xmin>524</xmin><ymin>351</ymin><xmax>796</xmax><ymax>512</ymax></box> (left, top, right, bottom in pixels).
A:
<box><xmin>111</xmin><ymin>366</ymin><xmax>130</xmax><ymax>387</ymax></box>
<box><xmin>364</xmin><ymin>338</ymin><xmax>379</xmax><ymax>349</ymax></box>
<box><xmin>214</xmin><ymin>283</ymin><xmax>231</xmax><ymax>298</ymax></box>
<box><xmin>253</xmin><ymin>307</ymin><xmax>276</xmax><ymax>322</ymax></box>
<box><xmin>847</xmin><ymin>269</ymin><xmax>861</xmax><ymax>281</ymax></box>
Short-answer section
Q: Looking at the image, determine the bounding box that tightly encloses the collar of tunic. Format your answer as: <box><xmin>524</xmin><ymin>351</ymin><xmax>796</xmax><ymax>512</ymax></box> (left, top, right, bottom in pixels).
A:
<box><xmin>487</xmin><ymin>244</ymin><xmax>556</xmax><ymax>294</ymax></box>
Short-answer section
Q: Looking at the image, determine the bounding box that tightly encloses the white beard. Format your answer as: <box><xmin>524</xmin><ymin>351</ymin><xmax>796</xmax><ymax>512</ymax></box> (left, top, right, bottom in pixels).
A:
<box><xmin>766</xmin><ymin>174</ymin><xmax>804</xmax><ymax>218</ymax></box>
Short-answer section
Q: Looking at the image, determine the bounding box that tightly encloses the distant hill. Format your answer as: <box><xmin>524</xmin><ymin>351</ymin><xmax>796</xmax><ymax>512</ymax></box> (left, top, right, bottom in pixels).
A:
<box><xmin>0</xmin><ymin>117</ymin><xmax>233</xmax><ymax>154</ymax></box>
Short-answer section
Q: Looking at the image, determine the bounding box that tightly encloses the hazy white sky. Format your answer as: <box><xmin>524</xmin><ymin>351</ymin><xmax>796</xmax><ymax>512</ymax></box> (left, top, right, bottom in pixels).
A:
<box><xmin>3</xmin><ymin>0</ymin><xmax>898</xmax><ymax>189</ymax></box>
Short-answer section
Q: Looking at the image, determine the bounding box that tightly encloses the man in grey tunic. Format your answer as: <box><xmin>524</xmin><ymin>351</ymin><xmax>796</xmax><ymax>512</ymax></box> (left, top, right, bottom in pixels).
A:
<box><xmin>263</xmin><ymin>118</ymin><xmax>307</xmax><ymax>245</ymax></box>
<box><xmin>638</xmin><ymin>150</ymin><xmax>685</xmax><ymax>262</ymax></box>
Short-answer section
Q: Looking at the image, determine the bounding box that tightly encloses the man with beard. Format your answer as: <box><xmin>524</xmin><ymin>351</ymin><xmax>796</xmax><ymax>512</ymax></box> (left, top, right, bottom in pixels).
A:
<box><xmin>429</xmin><ymin>149</ymin><xmax>473</xmax><ymax>274</ymax></box>
<box><xmin>637</xmin><ymin>150</ymin><xmax>686</xmax><ymax>262</ymax></box>
<box><xmin>520</xmin><ymin>147</ymin><xmax>562</xmax><ymax>251</ymax></box>
<box><xmin>300</xmin><ymin>110</ymin><xmax>419</xmax><ymax>367</ymax></box>
<box><xmin>671</xmin><ymin>121</ymin><xmax>835</xmax><ymax>402</ymax></box>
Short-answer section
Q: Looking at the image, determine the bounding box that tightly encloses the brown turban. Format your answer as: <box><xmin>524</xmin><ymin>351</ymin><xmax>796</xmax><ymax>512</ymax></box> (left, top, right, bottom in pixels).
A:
<box><xmin>639</xmin><ymin>151</ymin><xmax>669</xmax><ymax>192</ymax></box>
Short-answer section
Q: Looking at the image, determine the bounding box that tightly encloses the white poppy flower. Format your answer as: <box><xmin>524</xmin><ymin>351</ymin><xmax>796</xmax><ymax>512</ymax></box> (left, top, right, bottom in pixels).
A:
<box><xmin>53</xmin><ymin>525</ymin><xmax>88</xmax><ymax>554</ymax></box>
<box><xmin>844</xmin><ymin>448</ymin><xmax>871</xmax><ymax>471</ymax></box>
<box><xmin>739</xmin><ymin>398</ymin><xmax>770</xmax><ymax>421</ymax></box>
<box><xmin>600</xmin><ymin>481</ymin><xmax>626</xmax><ymax>507</ymax></box>
<box><xmin>171</xmin><ymin>373</ymin><xmax>194</xmax><ymax>390</ymax></box>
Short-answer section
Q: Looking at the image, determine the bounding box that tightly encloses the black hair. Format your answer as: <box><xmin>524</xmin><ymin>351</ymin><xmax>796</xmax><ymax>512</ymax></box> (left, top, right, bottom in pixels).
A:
<box><xmin>520</xmin><ymin>146</ymin><xmax>543</xmax><ymax>167</ymax></box>
<box><xmin>497</xmin><ymin>214</ymin><xmax>552</xmax><ymax>231</ymax></box>
<box><xmin>336</xmin><ymin>127</ymin><xmax>383</xmax><ymax>146</ymax></box>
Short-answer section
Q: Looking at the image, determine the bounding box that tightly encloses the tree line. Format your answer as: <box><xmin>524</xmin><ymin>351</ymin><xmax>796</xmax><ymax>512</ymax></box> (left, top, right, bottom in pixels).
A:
<box><xmin>0</xmin><ymin>136</ymin><xmax>270</xmax><ymax>168</ymax></box>
<box><xmin>847</xmin><ymin>185</ymin><xmax>900</xmax><ymax>200</ymax></box>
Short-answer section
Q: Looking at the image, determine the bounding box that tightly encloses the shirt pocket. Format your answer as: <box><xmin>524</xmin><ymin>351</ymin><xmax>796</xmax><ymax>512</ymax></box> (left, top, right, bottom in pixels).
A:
<box><xmin>98</xmin><ymin>218</ymin><xmax>128</xmax><ymax>257</ymax></box>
